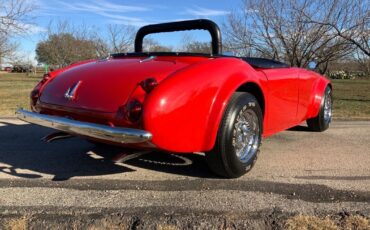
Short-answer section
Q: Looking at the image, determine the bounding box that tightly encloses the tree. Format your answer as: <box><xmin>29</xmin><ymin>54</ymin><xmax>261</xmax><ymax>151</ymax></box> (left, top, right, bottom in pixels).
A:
<box><xmin>224</xmin><ymin>0</ymin><xmax>355</xmax><ymax>73</ymax></box>
<box><xmin>0</xmin><ymin>35</ymin><xmax>17</xmax><ymax>61</ymax></box>
<box><xmin>91</xmin><ymin>24</ymin><xmax>135</xmax><ymax>56</ymax></box>
<box><xmin>301</xmin><ymin>0</ymin><xmax>369</xmax><ymax>57</ymax></box>
<box><xmin>300</xmin><ymin>0</ymin><xmax>369</xmax><ymax>74</ymax></box>
<box><xmin>183</xmin><ymin>41</ymin><xmax>211</xmax><ymax>53</ymax></box>
<box><xmin>0</xmin><ymin>0</ymin><xmax>35</xmax><ymax>35</ymax></box>
<box><xmin>36</xmin><ymin>33</ymin><xmax>96</xmax><ymax>67</ymax></box>
<box><xmin>0</xmin><ymin>0</ymin><xmax>36</xmax><ymax>64</ymax></box>
<box><xmin>180</xmin><ymin>33</ymin><xmax>211</xmax><ymax>53</ymax></box>
<box><xmin>143</xmin><ymin>38</ymin><xmax>173</xmax><ymax>52</ymax></box>
<box><xmin>36</xmin><ymin>21</ymin><xmax>97</xmax><ymax>67</ymax></box>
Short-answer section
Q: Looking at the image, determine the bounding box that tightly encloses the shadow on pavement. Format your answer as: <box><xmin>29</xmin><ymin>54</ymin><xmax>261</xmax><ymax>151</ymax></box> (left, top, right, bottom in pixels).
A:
<box><xmin>0</xmin><ymin>121</ymin><xmax>215</xmax><ymax>180</ymax></box>
<box><xmin>287</xmin><ymin>125</ymin><xmax>314</xmax><ymax>132</ymax></box>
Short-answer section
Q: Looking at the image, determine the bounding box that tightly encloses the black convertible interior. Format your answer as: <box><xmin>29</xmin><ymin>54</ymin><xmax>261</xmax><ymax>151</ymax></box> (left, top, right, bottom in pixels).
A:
<box><xmin>241</xmin><ymin>57</ymin><xmax>290</xmax><ymax>69</ymax></box>
<box><xmin>112</xmin><ymin>52</ymin><xmax>290</xmax><ymax>69</ymax></box>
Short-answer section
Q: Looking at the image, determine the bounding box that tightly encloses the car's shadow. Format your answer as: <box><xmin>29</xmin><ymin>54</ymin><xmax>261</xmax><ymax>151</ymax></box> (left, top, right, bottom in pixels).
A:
<box><xmin>0</xmin><ymin>121</ymin><xmax>215</xmax><ymax>180</ymax></box>
<box><xmin>287</xmin><ymin>125</ymin><xmax>314</xmax><ymax>132</ymax></box>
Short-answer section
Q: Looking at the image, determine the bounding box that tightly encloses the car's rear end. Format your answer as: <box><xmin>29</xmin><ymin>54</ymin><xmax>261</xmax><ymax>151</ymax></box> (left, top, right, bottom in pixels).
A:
<box><xmin>17</xmin><ymin>54</ymin><xmax>211</xmax><ymax>148</ymax></box>
<box><xmin>17</xmin><ymin>19</ymin><xmax>223</xmax><ymax>150</ymax></box>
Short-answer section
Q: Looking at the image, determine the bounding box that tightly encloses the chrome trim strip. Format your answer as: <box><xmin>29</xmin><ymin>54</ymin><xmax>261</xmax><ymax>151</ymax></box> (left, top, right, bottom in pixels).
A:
<box><xmin>140</xmin><ymin>55</ymin><xmax>156</xmax><ymax>63</ymax></box>
<box><xmin>16</xmin><ymin>109</ymin><xmax>152</xmax><ymax>144</ymax></box>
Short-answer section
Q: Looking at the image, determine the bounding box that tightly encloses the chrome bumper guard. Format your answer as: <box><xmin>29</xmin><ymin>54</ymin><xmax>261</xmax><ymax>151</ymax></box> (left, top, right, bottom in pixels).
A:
<box><xmin>16</xmin><ymin>109</ymin><xmax>152</xmax><ymax>144</ymax></box>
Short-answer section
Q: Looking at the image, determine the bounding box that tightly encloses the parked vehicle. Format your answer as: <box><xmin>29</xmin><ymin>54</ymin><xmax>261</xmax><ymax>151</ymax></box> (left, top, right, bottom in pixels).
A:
<box><xmin>16</xmin><ymin>19</ymin><xmax>332</xmax><ymax>178</ymax></box>
<box><xmin>12</xmin><ymin>65</ymin><xmax>32</xmax><ymax>73</ymax></box>
<box><xmin>4</xmin><ymin>67</ymin><xmax>12</xmax><ymax>72</ymax></box>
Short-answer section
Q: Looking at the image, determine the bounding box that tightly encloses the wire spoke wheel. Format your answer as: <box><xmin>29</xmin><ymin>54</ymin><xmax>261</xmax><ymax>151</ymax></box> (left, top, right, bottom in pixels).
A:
<box><xmin>233</xmin><ymin>109</ymin><xmax>260</xmax><ymax>163</ymax></box>
<box><xmin>323</xmin><ymin>88</ymin><xmax>332</xmax><ymax>124</ymax></box>
<box><xmin>205</xmin><ymin>92</ymin><xmax>262</xmax><ymax>178</ymax></box>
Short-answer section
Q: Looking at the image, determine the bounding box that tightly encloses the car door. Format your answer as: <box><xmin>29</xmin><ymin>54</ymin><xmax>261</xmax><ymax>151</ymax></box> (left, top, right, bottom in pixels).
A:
<box><xmin>262</xmin><ymin>67</ymin><xmax>300</xmax><ymax>133</ymax></box>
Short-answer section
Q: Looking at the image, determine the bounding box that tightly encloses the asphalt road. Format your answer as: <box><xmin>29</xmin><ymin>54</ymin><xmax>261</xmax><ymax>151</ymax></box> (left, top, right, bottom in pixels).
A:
<box><xmin>0</xmin><ymin>119</ymin><xmax>369</xmax><ymax>228</ymax></box>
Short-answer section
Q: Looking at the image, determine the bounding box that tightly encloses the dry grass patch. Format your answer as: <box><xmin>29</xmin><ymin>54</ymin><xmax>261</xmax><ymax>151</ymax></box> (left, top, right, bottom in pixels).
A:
<box><xmin>343</xmin><ymin>215</ymin><xmax>370</xmax><ymax>230</ymax></box>
<box><xmin>156</xmin><ymin>224</ymin><xmax>179</xmax><ymax>230</ymax></box>
<box><xmin>285</xmin><ymin>214</ymin><xmax>338</xmax><ymax>230</ymax></box>
<box><xmin>4</xmin><ymin>217</ymin><xmax>28</xmax><ymax>230</ymax></box>
<box><xmin>286</xmin><ymin>214</ymin><xmax>370</xmax><ymax>230</ymax></box>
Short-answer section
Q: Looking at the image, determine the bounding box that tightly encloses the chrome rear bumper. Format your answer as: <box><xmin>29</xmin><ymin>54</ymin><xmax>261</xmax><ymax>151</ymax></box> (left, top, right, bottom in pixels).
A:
<box><xmin>16</xmin><ymin>109</ymin><xmax>152</xmax><ymax>144</ymax></box>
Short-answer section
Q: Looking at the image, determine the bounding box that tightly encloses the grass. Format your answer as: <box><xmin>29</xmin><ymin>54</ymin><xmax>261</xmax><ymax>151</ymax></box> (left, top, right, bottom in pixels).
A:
<box><xmin>285</xmin><ymin>215</ymin><xmax>338</xmax><ymax>230</ymax></box>
<box><xmin>331</xmin><ymin>79</ymin><xmax>370</xmax><ymax>120</ymax></box>
<box><xmin>0</xmin><ymin>72</ymin><xmax>42</xmax><ymax>116</ymax></box>
<box><xmin>0</xmin><ymin>72</ymin><xmax>369</xmax><ymax>119</ymax></box>
<box><xmin>285</xmin><ymin>214</ymin><xmax>370</xmax><ymax>230</ymax></box>
<box><xmin>4</xmin><ymin>217</ymin><xmax>28</xmax><ymax>230</ymax></box>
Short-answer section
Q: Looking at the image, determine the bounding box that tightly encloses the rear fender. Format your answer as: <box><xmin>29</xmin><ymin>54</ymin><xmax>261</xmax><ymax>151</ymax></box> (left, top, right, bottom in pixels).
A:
<box><xmin>306</xmin><ymin>76</ymin><xmax>331</xmax><ymax>118</ymax></box>
<box><xmin>143</xmin><ymin>57</ymin><xmax>265</xmax><ymax>152</ymax></box>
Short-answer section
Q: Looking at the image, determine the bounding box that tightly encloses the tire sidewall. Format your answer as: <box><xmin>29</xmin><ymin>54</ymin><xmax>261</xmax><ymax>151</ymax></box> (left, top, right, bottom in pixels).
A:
<box><xmin>220</xmin><ymin>93</ymin><xmax>263</xmax><ymax>176</ymax></box>
<box><xmin>319</xmin><ymin>87</ymin><xmax>332</xmax><ymax>130</ymax></box>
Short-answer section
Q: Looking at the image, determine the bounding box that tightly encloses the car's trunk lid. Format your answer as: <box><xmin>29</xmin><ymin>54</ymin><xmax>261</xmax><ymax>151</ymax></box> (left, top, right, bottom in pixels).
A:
<box><xmin>40</xmin><ymin>56</ymin><xmax>207</xmax><ymax>113</ymax></box>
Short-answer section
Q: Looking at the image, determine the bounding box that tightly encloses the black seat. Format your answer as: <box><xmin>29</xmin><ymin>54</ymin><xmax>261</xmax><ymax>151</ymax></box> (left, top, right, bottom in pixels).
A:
<box><xmin>241</xmin><ymin>57</ymin><xmax>289</xmax><ymax>69</ymax></box>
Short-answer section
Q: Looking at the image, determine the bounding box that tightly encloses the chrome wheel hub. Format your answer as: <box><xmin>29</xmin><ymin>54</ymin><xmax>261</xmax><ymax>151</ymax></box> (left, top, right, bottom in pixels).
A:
<box><xmin>324</xmin><ymin>90</ymin><xmax>332</xmax><ymax>124</ymax></box>
<box><xmin>233</xmin><ymin>109</ymin><xmax>260</xmax><ymax>163</ymax></box>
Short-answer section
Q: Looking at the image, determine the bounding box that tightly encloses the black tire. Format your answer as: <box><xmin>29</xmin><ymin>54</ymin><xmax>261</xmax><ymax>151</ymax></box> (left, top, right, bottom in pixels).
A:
<box><xmin>307</xmin><ymin>86</ymin><xmax>332</xmax><ymax>132</ymax></box>
<box><xmin>205</xmin><ymin>92</ymin><xmax>263</xmax><ymax>178</ymax></box>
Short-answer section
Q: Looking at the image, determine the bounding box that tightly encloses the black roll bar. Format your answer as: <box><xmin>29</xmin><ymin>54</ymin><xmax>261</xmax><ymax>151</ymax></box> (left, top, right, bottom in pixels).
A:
<box><xmin>134</xmin><ymin>19</ymin><xmax>222</xmax><ymax>55</ymax></box>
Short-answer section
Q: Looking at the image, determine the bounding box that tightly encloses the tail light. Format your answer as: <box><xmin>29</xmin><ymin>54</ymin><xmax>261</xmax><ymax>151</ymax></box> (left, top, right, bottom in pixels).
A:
<box><xmin>30</xmin><ymin>74</ymin><xmax>50</xmax><ymax>107</ymax></box>
<box><xmin>140</xmin><ymin>78</ymin><xmax>158</xmax><ymax>93</ymax></box>
<box><xmin>30</xmin><ymin>88</ymin><xmax>40</xmax><ymax>106</ymax></box>
<box><xmin>40</xmin><ymin>74</ymin><xmax>50</xmax><ymax>84</ymax></box>
<box><xmin>125</xmin><ymin>99</ymin><xmax>142</xmax><ymax>123</ymax></box>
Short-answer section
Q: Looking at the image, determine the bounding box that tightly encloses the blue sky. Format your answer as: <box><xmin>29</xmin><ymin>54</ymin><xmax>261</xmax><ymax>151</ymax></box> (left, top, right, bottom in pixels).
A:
<box><xmin>13</xmin><ymin>0</ymin><xmax>241</xmax><ymax>64</ymax></box>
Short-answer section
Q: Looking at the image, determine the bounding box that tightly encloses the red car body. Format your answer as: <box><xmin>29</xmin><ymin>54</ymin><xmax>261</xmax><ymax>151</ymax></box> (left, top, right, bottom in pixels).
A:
<box><xmin>27</xmin><ymin>54</ymin><xmax>330</xmax><ymax>152</ymax></box>
<box><xmin>17</xmin><ymin>19</ymin><xmax>331</xmax><ymax>177</ymax></box>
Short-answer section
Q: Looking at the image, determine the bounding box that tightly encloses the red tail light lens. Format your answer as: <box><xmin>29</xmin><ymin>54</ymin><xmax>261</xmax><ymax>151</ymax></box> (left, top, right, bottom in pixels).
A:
<box><xmin>30</xmin><ymin>89</ymin><xmax>40</xmax><ymax>106</ymax></box>
<box><xmin>40</xmin><ymin>74</ymin><xmax>50</xmax><ymax>84</ymax></box>
<box><xmin>140</xmin><ymin>78</ymin><xmax>158</xmax><ymax>93</ymax></box>
<box><xmin>30</xmin><ymin>74</ymin><xmax>51</xmax><ymax>108</ymax></box>
<box><xmin>125</xmin><ymin>99</ymin><xmax>142</xmax><ymax>122</ymax></box>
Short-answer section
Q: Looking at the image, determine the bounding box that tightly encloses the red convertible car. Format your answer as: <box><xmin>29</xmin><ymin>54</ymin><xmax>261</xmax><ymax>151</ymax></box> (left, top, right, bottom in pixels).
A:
<box><xmin>16</xmin><ymin>19</ymin><xmax>332</xmax><ymax>178</ymax></box>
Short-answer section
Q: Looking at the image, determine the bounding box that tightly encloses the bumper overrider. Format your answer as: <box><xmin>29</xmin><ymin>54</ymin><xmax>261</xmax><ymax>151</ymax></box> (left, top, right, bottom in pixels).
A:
<box><xmin>16</xmin><ymin>109</ymin><xmax>152</xmax><ymax>144</ymax></box>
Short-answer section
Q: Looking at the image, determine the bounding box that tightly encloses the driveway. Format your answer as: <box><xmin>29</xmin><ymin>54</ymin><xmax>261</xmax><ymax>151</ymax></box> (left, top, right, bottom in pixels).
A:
<box><xmin>0</xmin><ymin>119</ymin><xmax>369</xmax><ymax>228</ymax></box>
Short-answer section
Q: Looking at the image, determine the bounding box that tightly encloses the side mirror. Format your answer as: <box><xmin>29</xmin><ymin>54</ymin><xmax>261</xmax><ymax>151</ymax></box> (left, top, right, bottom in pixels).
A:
<box><xmin>308</xmin><ymin>61</ymin><xmax>317</xmax><ymax>70</ymax></box>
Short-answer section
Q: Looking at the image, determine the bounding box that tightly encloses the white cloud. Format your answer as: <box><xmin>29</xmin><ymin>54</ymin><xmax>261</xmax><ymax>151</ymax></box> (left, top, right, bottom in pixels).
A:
<box><xmin>19</xmin><ymin>23</ymin><xmax>46</xmax><ymax>35</ymax></box>
<box><xmin>54</xmin><ymin>0</ymin><xmax>149</xmax><ymax>14</ymax></box>
<box><xmin>96</xmin><ymin>11</ymin><xmax>151</xmax><ymax>26</ymax></box>
<box><xmin>185</xmin><ymin>6</ymin><xmax>230</xmax><ymax>17</ymax></box>
<box><xmin>48</xmin><ymin>0</ymin><xmax>151</xmax><ymax>27</ymax></box>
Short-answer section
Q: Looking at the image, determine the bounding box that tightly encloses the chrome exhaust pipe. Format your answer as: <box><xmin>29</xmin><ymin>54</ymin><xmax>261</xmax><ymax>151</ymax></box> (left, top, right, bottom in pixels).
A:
<box><xmin>41</xmin><ymin>131</ymin><xmax>73</xmax><ymax>143</ymax></box>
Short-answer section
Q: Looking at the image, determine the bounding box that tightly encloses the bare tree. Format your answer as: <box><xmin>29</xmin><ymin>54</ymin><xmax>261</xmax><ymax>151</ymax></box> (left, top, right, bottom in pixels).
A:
<box><xmin>0</xmin><ymin>0</ymin><xmax>35</xmax><ymax>35</ymax></box>
<box><xmin>90</xmin><ymin>24</ymin><xmax>135</xmax><ymax>57</ymax></box>
<box><xmin>181</xmin><ymin>33</ymin><xmax>211</xmax><ymax>53</ymax></box>
<box><xmin>183</xmin><ymin>41</ymin><xmax>211</xmax><ymax>53</ymax></box>
<box><xmin>301</xmin><ymin>0</ymin><xmax>369</xmax><ymax>57</ymax></box>
<box><xmin>106</xmin><ymin>24</ymin><xmax>135</xmax><ymax>53</ymax></box>
<box><xmin>224</xmin><ymin>0</ymin><xmax>355</xmax><ymax>73</ymax></box>
<box><xmin>143</xmin><ymin>38</ymin><xmax>173</xmax><ymax>52</ymax></box>
<box><xmin>0</xmin><ymin>0</ymin><xmax>36</xmax><ymax>65</ymax></box>
<box><xmin>0</xmin><ymin>34</ymin><xmax>18</xmax><ymax>61</ymax></box>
